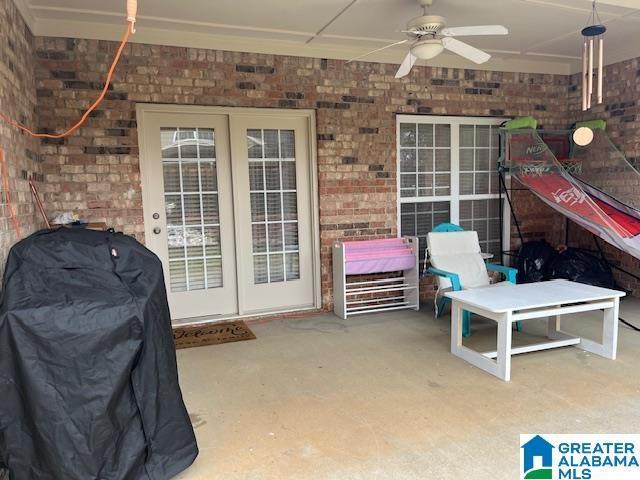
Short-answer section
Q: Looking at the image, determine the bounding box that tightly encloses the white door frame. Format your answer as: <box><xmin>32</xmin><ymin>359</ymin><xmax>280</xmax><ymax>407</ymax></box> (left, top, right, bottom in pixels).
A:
<box><xmin>136</xmin><ymin>104</ymin><xmax>322</xmax><ymax>323</ymax></box>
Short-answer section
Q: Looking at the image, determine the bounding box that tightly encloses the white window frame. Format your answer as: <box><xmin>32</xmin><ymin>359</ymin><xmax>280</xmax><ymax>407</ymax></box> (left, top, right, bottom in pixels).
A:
<box><xmin>396</xmin><ymin>114</ymin><xmax>511</xmax><ymax>260</ymax></box>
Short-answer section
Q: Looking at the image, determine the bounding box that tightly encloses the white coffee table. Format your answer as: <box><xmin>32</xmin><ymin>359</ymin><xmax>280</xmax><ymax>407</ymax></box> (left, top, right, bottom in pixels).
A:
<box><xmin>445</xmin><ymin>279</ymin><xmax>625</xmax><ymax>381</ymax></box>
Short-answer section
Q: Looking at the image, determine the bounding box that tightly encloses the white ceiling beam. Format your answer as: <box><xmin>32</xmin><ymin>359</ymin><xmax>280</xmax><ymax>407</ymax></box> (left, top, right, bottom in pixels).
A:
<box><xmin>586</xmin><ymin>0</ymin><xmax>640</xmax><ymax>9</ymax></box>
<box><xmin>522</xmin><ymin>5</ymin><xmax>640</xmax><ymax>59</ymax></box>
<box><xmin>34</xmin><ymin>16</ymin><xmax>575</xmax><ymax>74</ymax></box>
<box><xmin>305</xmin><ymin>0</ymin><xmax>359</xmax><ymax>45</ymax></box>
<box><xmin>15</xmin><ymin>0</ymin><xmax>640</xmax><ymax>76</ymax></box>
<box><xmin>29</xmin><ymin>4</ymin><xmax>316</xmax><ymax>39</ymax></box>
<box><xmin>520</xmin><ymin>0</ymin><xmax>639</xmax><ymax>14</ymax></box>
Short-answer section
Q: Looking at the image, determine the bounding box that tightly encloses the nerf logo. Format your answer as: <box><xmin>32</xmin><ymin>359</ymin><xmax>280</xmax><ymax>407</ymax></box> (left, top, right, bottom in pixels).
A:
<box><xmin>526</xmin><ymin>143</ymin><xmax>547</xmax><ymax>156</ymax></box>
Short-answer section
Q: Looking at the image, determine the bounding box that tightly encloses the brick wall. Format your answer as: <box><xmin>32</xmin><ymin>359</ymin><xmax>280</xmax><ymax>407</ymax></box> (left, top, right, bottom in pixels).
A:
<box><xmin>33</xmin><ymin>38</ymin><xmax>570</xmax><ymax>308</ymax></box>
<box><xmin>0</xmin><ymin>0</ymin><xmax>43</xmax><ymax>271</ymax></box>
<box><xmin>567</xmin><ymin>58</ymin><xmax>640</xmax><ymax>295</ymax></box>
<box><xmin>1</xmin><ymin>10</ymin><xmax>638</xmax><ymax>310</ymax></box>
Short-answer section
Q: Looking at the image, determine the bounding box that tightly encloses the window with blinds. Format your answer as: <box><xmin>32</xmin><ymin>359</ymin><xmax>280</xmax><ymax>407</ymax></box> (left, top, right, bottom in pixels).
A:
<box><xmin>161</xmin><ymin>127</ymin><xmax>222</xmax><ymax>292</ymax></box>
<box><xmin>397</xmin><ymin>116</ymin><xmax>508</xmax><ymax>261</ymax></box>
<box><xmin>399</xmin><ymin>123</ymin><xmax>451</xmax><ymax>198</ymax></box>
<box><xmin>247</xmin><ymin>128</ymin><xmax>300</xmax><ymax>284</ymax></box>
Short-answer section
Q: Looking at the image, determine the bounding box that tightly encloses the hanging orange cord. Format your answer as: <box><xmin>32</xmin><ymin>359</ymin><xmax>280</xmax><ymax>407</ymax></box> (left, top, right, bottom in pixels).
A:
<box><xmin>127</xmin><ymin>0</ymin><xmax>138</xmax><ymax>34</ymax></box>
<box><xmin>0</xmin><ymin>0</ymin><xmax>137</xmax><ymax>238</ymax></box>
<box><xmin>0</xmin><ymin>149</ymin><xmax>23</xmax><ymax>239</ymax></box>
<box><xmin>0</xmin><ymin>22</ymin><xmax>135</xmax><ymax>138</ymax></box>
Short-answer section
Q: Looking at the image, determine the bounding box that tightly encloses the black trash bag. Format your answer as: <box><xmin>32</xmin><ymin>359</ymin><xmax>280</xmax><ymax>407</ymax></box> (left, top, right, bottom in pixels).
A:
<box><xmin>547</xmin><ymin>247</ymin><xmax>615</xmax><ymax>288</ymax></box>
<box><xmin>0</xmin><ymin>228</ymin><xmax>198</xmax><ymax>480</ymax></box>
<box><xmin>516</xmin><ymin>240</ymin><xmax>557</xmax><ymax>283</ymax></box>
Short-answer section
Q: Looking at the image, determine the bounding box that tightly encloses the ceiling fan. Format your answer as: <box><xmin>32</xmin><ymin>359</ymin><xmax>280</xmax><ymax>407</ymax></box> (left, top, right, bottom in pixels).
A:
<box><xmin>347</xmin><ymin>0</ymin><xmax>509</xmax><ymax>78</ymax></box>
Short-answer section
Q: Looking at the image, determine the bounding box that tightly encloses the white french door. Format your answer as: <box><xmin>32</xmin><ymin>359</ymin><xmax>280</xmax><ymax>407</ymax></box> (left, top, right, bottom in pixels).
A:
<box><xmin>230</xmin><ymin>116</ymin><xmax>315</xmax><ymax>314</ymax></box>
<box><xmin>138</xmin><ymin>106</ymin><xmax>319</xmax><ymax>322</ymax></box>
<box><xmin>139</xmin><ymin>112</ymin><xmax>237</xmax><ymax>320</ymax></box>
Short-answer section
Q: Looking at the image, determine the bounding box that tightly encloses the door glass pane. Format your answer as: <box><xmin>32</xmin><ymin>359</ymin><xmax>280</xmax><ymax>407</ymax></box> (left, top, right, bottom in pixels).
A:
<box><xmin>248</xmin><ymin>129</ymin><xmax>300</xmax><ymax>284</ymax></box>
<box><xmin>161</xmin><ymin>127</ymin><xmax>222</xmax><ymax>292</ymax></box>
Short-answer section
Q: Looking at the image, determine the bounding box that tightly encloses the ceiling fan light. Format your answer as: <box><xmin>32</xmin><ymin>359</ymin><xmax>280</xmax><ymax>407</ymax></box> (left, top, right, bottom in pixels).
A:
<box><xmin>410</xmin><ymin>39</ymin><xmax>444</xmax><ymax>60</ymax></box>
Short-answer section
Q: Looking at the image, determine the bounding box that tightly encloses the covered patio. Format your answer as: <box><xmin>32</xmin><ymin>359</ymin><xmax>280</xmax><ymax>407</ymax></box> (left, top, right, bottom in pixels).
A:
<box><xmin>1</xmin><ymin>0</ymin><xmax>640</xmax><ymax>478</ymax></box>
<box><xmin>175</xmin><ymin>302</ymin><xmax>640</xmax><ymax>479</ymax></box>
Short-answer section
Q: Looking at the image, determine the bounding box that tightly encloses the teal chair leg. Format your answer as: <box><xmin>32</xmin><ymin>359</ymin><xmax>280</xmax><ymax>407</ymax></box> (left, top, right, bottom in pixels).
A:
<box><xmin>436</xmin><ymin>297</ymin><xmax>448</xmax><ymax>319</ymax></box>
<box><xmin>462</xmin><ymin>310</ymin><xmax>471</xmax><ymax>337</ymax></box>
<box><xmin>515</xmin><ymin>320</ymin><xmax>522</xmax><ymax>332</ymax></box>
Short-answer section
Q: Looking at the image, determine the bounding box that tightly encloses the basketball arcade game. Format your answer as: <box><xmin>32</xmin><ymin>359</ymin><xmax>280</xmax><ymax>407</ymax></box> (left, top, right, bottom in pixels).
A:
<box><xmin>497</xmin><ymin>120</ymin><xmax>640</xmax><ymax>266</ymax></box>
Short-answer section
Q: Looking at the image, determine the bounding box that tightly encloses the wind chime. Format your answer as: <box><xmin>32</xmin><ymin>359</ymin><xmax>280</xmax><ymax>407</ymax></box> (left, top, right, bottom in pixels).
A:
<box><xmin>581</xmin><ymin>1</ymin><xmax>606</xmax><ymax>111</ymax></box>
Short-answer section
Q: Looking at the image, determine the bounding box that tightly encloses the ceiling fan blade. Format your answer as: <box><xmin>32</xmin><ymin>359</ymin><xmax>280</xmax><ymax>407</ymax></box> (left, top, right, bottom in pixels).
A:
<box><xmin>395</xmin><ymin>52</ymin><xmax>417</xmax><ymax>78</ymax></box>
<box><xmin>346</xmin><ymin>39</ymin><xmax>408</xmax><ymax>63</ymax></box>
<box><xmin>441</xmin><ymin>37</ymin><xmax>490</xmax><ymax>64</ymax></box>
<box><xmin>441</xmin><ymin>25</ymin><xmax>508</xmax><ymax>37</ymax></box>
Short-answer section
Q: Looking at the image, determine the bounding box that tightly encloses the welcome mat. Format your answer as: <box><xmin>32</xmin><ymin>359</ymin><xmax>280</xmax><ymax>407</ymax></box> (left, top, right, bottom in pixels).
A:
<box><xmin>173</xmin><ymin>321</ymin><xmax>256</xmax><ymax>350</ymax></box>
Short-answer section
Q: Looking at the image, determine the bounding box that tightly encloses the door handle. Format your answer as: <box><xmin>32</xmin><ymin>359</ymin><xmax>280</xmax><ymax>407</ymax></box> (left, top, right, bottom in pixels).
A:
<box><xmin>153</xmin><ymin>227</ymin><xmax>161</xmax><ymax>234</ymax></box>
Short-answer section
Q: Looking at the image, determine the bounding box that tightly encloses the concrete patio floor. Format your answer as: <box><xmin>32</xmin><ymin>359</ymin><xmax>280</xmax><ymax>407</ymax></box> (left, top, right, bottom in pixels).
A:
<box><xmin>175</xmin><ymin>297</ymin><xmax>640</xmax><ymax>480</ymax></box>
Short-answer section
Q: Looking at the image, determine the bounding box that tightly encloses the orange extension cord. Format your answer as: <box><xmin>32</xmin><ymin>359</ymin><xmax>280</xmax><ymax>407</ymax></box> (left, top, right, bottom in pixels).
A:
<box><xmin>0</xmin><ymin>149</ymin><xmax>22</xmax><ymax>239</ymax></box>
<box><xmin>0</xmin><ymin>3</ymin><xmax>136</xmax><ymax>240</ymax></box>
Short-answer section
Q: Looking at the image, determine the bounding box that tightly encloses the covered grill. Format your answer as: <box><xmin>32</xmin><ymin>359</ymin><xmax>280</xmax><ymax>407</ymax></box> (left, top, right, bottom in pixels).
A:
<box><xmin>0</xmin><ymin>228</ymin><xmax>198</xmax><ymax>479</ymax></box>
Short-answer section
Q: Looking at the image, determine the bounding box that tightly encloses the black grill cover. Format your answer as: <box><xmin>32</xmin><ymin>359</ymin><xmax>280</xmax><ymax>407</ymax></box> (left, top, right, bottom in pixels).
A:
<box><xmin>0</xmin><ymin>228</ymin><xmax>198</xmax><ymax>479</ymax></box>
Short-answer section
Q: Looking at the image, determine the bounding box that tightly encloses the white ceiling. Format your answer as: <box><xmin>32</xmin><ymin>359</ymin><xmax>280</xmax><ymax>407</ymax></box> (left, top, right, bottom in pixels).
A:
<box><xmin>14</xmin><ymin>0</ymin><xmax>640</xmax><ymax>74</ymax></box>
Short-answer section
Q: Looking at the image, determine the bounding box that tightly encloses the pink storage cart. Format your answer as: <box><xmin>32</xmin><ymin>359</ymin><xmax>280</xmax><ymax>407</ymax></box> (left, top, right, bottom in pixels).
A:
<box><xmin>332</xmin><ymin>237</ymin><xmax>420</xmax><ymax>319</ymax></box>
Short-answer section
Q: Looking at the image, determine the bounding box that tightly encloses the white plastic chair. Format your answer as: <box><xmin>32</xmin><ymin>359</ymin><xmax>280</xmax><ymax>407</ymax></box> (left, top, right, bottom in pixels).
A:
<box><xmin>426</xmin><ymin>230</ymin><xmax>520</xmax><ymax>337</ymax></box>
